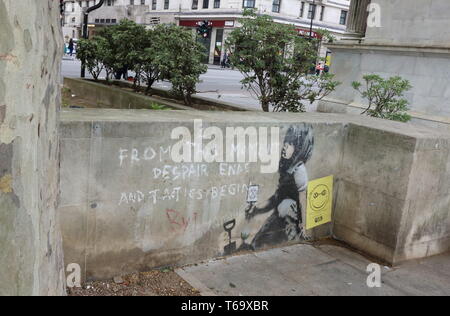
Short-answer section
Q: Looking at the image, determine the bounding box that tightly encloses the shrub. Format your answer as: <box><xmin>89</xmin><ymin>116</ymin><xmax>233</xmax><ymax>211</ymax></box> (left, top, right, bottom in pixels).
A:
<box><xmin>226</xmin><ymin>10</ymin><xmax>340</xmax><ymax>112</ymax></box>
<box><xmin>78</xmin><ymin>20</ymin><xmax>206</xmax><ymax>105</ymax></box>
<box><xmin>352</xmin><ymin>74</ymin><xmax>412</xmax><ymax>122</ymax></box>
<box><xmin>153</xmin><ymin>24</ymin><xmax>207</xmax><ymax>105</ymax></box>
<box><xmin>77</xmin><ymin>38</ymin><xmax>104</xmax><ymax>81</ymax></box>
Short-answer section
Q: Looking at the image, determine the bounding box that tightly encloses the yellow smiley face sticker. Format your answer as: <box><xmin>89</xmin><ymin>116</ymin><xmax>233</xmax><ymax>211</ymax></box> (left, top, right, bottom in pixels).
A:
<box><xmin>309</xmin><ymin>184</ymin><xmax>330</xmax><ymax>212</ymax></box>
<box><xmin>306</xmin><ymin>176</ymin><xmax>333</xmax><ymax>230</ymax></box>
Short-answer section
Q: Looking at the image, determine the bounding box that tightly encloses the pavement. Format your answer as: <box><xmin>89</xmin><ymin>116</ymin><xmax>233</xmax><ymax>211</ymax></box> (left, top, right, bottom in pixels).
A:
<box><xmin>176</xmin><ymin>243</ymin><xmax>450</xmax><ymax>296</ymax></box>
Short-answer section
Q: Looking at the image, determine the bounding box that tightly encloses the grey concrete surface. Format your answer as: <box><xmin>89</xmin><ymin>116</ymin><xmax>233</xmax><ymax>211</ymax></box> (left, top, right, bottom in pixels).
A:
<box><xmin>364</xmin><ymin>0</ymin><xmax>450</xmax><ymax>47</ymax></box>
<box><xmin>0</xmin><ymin>1</ymin><xmax>65</xmax><ymax>295</ymax></box>
<box><xmin>320</xmin><ymin>0</ymin><xmax>450</xmax><ymax>132</ymax></box>
<box><xmin>176</xmin><ymin>243</ymin><xmax>450</xmax><ymax>296</ymax></box>
<box><xmin>59</xmin><ymin>109</ymin><xmax>450</xmax><ymax>280</ymax></box>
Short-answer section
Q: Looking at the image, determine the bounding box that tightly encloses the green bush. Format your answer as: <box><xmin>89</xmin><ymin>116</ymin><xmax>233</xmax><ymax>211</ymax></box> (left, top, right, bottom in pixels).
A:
<box><xmin>78</xmin><ymin>20</ymin><xmax>206</xmax><ymax>105</ymax></box>
<box><xmin>153</xmin><ymin>24</ymin><xmax>207</xmax><ymax>105</ymax></box>
<box><xmin>226</xmin><ymin>10</ymin><xmax>339</xmax><ymax>112</ymax></box>
<box><xmin>77</xmin><ymin>38</ymin><xmax>104</xmax><ymax>81</ymax></box>
<box><xmin>352</xmin><ymin>74</ymin><xmax>412</xmax><ymax>122</ymax></box>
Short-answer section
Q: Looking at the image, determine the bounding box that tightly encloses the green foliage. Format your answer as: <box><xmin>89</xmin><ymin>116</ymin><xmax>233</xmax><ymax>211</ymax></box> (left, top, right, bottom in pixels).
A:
<box><xmin>77</xmin><ymin>38</ymin><xmax>104</xmax><ymax>80</ymax></box>
<box><xmin>95</xmin><ymin>20</ymin><xmax>149</xmax><ymax>82</ymax></box>
<box><xmin>149</xmin><ymin>102</ymin><xmax>169</xmax><ymax>110</ymax></box>
<box><xmin>352</xmin><ymin>74</ymin><xmax>412</xmax><ymax>122</ymax></box>
<box><xmin>226</xmin><ymin>10</ymin><xmax>339</xmax><ymax>112</ymax></box>
<box><xmin>78</xmin><ymin>20</ymin><xmax>206</xmax><ymax>105</ymax></box>
<box><xmin>153</xmin><ymin>24</ymin><xmax>207</xmax><ymax>105</ymax></box>
<box><xmin>272</xmin><ymin>73</ymin><xmax>340</xmax><ymax>112</ymax></box>
<box><xmin>108</xmin><ymin>20</ymin><xmax>148</xmax><ymax>71</ymax></box>
<box><xmin>133</xmin><ymin>30</ymin><xmax>160</xmax><ymax>93</ymax></box>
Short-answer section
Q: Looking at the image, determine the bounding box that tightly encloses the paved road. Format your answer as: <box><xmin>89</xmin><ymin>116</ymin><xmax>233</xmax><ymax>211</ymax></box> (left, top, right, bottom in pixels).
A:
<box><xmin>176</xmin><ymin>243</ymin><xmax>450</xmax><ymax>296</ymax></box>
<box><xmin>61</xmin><ymin>58</ymin><xmax>261</xmax><ymax>110</ymax></box>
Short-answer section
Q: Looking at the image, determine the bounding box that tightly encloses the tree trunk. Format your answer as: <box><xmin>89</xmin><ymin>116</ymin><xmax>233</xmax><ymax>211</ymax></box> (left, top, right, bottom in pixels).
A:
<box><xmin>0</xmin><ymin>0</ymin><xmax>65</xmax><ymax>295</ymax></box>
<box><xmin>261</xmin><ymin>98</ymin><xmax>270</xmax><ymax>112</ymax></box>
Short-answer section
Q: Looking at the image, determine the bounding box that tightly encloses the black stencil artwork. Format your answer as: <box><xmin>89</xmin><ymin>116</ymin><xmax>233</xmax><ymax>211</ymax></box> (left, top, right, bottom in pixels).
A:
<box><xmin>223</xmin><ymin>124</ymin><xmax>314</xmax><ymax>255</ymax></box>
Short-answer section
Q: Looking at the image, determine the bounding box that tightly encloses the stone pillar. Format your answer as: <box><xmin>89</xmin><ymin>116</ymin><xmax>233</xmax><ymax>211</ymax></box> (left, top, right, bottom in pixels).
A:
<box><xmin>0</xmin><ymin>0</ymin><xmax>65</xmax><ymax>295</ymax></box>
<box><xmin>346</xmin><ymin>0</ymin><xmax>371</xmax><ymax>36</ymax></box>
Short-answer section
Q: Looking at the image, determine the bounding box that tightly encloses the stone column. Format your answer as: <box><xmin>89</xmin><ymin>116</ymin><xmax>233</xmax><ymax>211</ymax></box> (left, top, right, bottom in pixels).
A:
<box><xmin>0</xmin><ymin>0</ymin><xmax>65</xmax><ymax>295</ymax></box>
<box><xmin>346</xmin><ymin>0</ymin><xmax>371</xmax><ymax>36</ymax></box>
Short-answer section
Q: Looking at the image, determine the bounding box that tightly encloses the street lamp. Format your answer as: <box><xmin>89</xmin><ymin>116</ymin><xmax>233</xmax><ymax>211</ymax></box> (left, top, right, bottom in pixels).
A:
<box><xmin>81</xmin><ymin>0</ymin><xmax>105</xmax><ymax>78</ymax></box>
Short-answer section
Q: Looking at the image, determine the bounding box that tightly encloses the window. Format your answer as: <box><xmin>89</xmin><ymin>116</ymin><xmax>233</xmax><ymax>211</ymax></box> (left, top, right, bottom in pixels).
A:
<box><xmin>299</xmin><ymin>1</ymin><xmax>305</xmax><ymax>17</ymax></box>
<box><xmin>272</xmin><ymin>0</ymin><xmax>281</xmax><ymax>13</ymax></box>
<box><xmin>130</xmin><ymin>0</ymin><xmax>134</xmax><ymax>5</ymax></box>
<box><xmin>242</xmin><ymin>0</ymin><xmax>255</xmax><ymax>8</ymax></box>
<box><xmin>164</xmin><ymin>0</ymin><xmax>169</xmax><ymax>9</ymax></box>
<box><xmin>214</xmin><ymin>0</ymin><xmax>220</xmax><ymax>8</ymax></box>
<box><xmin>152</xmin><ymin>0</ymin><xmax>156</xmax><ymax>9</ymax></box>
<box><xmin>141</xmin><ymin>0</ymin><xmax>145</xmax><ymax>4</ymax></box>
<box><xmin>340</xmin><ymin>10</ymin><xmax>348</xmax><ymax>25</ymax></box>
<box><xmin>192</xmin><ymin>0</ymin><xmax>198</xmax><ymax>9</ymax></box>
<box><xmin>203</xmin><ymin>0</ymin><xmax>209</xmax><ymax>9</ymax></box>
<box><xmin>320</xmin><ymin>6</ymin><xmax>325</xmax><ymax>21</ymax></box>
<box><xmin>307</xmin><ymin>3</ymin><xmax>316</xmax><ymax>19</ymax></box>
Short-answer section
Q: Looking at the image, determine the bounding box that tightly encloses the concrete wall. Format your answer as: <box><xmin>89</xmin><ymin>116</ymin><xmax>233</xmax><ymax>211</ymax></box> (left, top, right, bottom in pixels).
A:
<box><xmin>318</xmin><ymin>0</ymin><xmax>450</xmax><ymax>131</ymax></box>
<box><xmin>317</xmin><ymin>45</ymin><xmax>450</xmax><ymax>133</ymax></box>
<box><xmin>364</xmin><ymin>0</ymin><xmax>450</xmax><ymax>47</ymax></box>
<box><xmin>0</xmin><ymin>0</ymin><xmax>65</xmax><ymax>295</ymax></box>
<box><xmin>59</xmin><ymin>109</ymin><xmax>450</xmax><ymax>280</ymax></box>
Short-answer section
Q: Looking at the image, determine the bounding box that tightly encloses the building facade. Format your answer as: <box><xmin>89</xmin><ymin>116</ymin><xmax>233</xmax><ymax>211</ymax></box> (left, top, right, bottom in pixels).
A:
<box><xmin>62</xmin><ymin>0</ymin><xmax>350</xmax><ymax>63</ymax></box>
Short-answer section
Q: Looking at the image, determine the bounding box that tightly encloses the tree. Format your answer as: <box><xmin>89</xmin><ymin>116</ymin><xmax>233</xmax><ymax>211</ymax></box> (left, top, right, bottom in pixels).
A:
<box><xmin>92</xmin><ymin>28</ymin><xmax>116</xmax><ymax>82</ymax></box>
<box><xmin>77</xmin><ymin>20</ymin><xmax>206</xmax><ymax>103</ymax></box>
<box><xmin>226</xmin><ymin>10</ymin><xmax>340</xmax><ymax>112</ymax></box>
<box><xmin>109</xmin><ymin>20</ymin><xmax>148</xmax><ymax>83</ymax></box>
<box><xmin>93</xmin><ymin>20</ymin><xmax>147</xmax><ymax>82</ymax></box>
<box><xmin>271</xmin><ymin>73</ymin><xmax>340</xmax><ymax>112</ymax></box>
<box><xmin>153</xmin><ymin>24</ymin><xmax>207</xmax><ymax>106</ymax></box>
<box><xmin>352</xmin><ymin>74</ymin><xmax>412</xmax><ymax>122</ymax></box>
<box><xmin>77</xmin><ymin>38</ymin><xmax>104</xmax><ymax>81</ymax></box>
<box><xmin>133</xmin><ymin>29</ymin><xmax>162</xmax><ymax>94</ymax></box>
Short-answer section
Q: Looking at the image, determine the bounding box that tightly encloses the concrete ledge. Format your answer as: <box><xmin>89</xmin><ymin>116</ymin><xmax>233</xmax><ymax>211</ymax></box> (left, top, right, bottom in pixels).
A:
<box><xmin>318</xmin><ymin>98</ymin><xmax>450</xmax><ymax>133</ymax></box>
<box><xmin>64</xmin><ymin>77</ymin><xmax>194</xmax><ymax>111</ymax></box>
<box><xmin>78</xmin><ymin>78</ymin><xmax>255</xmax><ymax>112</ymax></box>
<box><xmin>59</xmin><ymin>109</ymin><xmax>450</xmax><ymax>280</ymax></box>
<box><xmin>327</xmin><ymin>42</ymin><xmax>450</xmax><ymax>56</ymax></box>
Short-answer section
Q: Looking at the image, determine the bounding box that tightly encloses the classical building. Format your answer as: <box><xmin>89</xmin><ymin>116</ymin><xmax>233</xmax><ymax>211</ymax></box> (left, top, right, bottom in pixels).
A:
<box><xmin>318</xmin><ymin>0</ymin><xmax>450</xmax><ymax>132</ymax></box>
<box><xmin>62</xmin><ymin>0</ymin><xmax>350</xmax><ymax>64</ymax></box>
